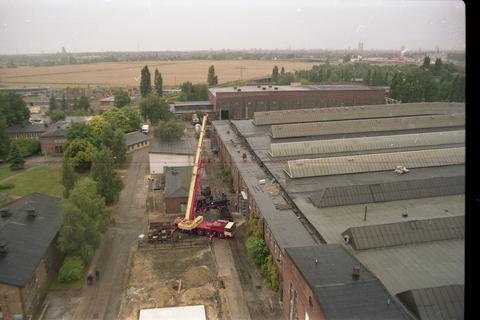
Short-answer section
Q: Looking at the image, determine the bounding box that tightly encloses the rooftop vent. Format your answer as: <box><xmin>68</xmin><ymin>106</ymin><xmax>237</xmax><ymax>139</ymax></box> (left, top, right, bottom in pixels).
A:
<box><xmin>0</xmin><ymin>241</ymin><xmax>8</xmax><ymax>254</ymax></box>
<box><xmin>171</xmin><ymin>169</ymin><xmax>178</xmax><ymax>175</ymax></box>
<box><xmin>0</xmin><ymin>208</ymin><xmax>10</xmax><ymax>218</ymax></box>
<box><xmin>352</xmin><ymin>265</ymin><xmax>360</xmax><ymax>280</ymax></box>
<box><xmin>26</xmin><ymin>207</ymin><xmax>37</xmax><ymax>217</ymax></box>
<box><xmin>237</xmin><ymin>89</ymin><xmax>242</xmax><ymax>92</ymax></box>
<box><xmin>262</xmin><ymin>87</ymin><xmax>266</xmax><ymax>90</ymax></box>
<box><xmin>274</xmin><ymin>87</ymin><xmax>278</xmax><ymax>90</ymax></box>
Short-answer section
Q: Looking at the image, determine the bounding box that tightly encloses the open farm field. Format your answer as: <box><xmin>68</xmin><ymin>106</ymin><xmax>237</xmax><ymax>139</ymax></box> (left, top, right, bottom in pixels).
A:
<box><xmin>0</xmin><ymin>59</ymin><xmax>318</xmax><ymax>88</ymax></box>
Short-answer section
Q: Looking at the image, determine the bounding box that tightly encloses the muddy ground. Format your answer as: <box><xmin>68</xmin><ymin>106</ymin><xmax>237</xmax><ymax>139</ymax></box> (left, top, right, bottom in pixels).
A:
<box><xmin>118</xmin><ymin>245</ymin><xmax>226</xmax><ymax>320</ymax></box>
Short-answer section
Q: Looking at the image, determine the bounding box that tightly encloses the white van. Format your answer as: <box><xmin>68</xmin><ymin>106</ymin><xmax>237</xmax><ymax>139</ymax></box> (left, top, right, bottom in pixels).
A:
<box><xmin>141</xmin><ymin>124</ymin><xmax>149</xmax><ymax>134</ymax></box>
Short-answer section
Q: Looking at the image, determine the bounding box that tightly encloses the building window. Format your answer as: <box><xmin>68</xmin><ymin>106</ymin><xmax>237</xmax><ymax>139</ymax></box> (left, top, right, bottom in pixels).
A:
<box><xmin>55</xmin><ymin>145</ymin><xmax>63</xmax><ymax>153</ymax></box>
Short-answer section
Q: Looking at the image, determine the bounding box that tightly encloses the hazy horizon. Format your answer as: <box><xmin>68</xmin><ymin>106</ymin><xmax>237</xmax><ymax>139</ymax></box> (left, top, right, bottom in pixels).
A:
<box><xmin>0</xmin><ymin>0</ymin><xmax>465</xmax><ymax>55</ymax></box>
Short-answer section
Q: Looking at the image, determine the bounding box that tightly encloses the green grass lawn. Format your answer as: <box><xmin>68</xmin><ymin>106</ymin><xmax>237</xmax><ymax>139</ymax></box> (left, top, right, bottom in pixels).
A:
<box><xmin>6</xmin><ymin>165</ymin><xmax>64</xmax><ymax>198</ymax></box>
<box><xmin>0</xmin><ymin>165</ymin><xmax>19</xmax><ymax>181</ymax></box>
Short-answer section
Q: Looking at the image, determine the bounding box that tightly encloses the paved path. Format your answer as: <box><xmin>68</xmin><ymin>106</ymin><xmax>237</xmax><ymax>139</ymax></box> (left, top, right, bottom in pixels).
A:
<box><xmin>69</xmin><ymin>148</ymin><xmax>149</xmax><ymax>320</ymax></box>
<box><xmin>212</xmin><ymin>239</ymin><xmax>252</xmax><ymax>320</ymax></box>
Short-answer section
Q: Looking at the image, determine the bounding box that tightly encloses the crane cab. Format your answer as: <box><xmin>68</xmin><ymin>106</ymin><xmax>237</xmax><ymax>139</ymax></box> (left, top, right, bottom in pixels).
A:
<box><xmin>223</xmin><ymin>222</ymin><xmax>236</xmax><ymax>238</ymax></box>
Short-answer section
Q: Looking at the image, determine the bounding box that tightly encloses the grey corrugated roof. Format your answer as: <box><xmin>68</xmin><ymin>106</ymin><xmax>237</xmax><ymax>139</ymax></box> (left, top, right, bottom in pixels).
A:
<box><xmin>0</xmin><ymin>193</ymin><xmax>61</xmax><ymax>287</ymax></box>
<box><xmin>396</xmin><ymin>285</ymin><xmax>464</xmax><ymax>320</ymax></box>
<box><xmin>124</xmin><ymin>131</ymin><xmax>150</xmax><ymax>147</ymax></box>
<box><xmin>271</xmin><ymin>114</ymin><xmax>465</xmax><ymax>139</ymax></box>
<box><xmin>270</xmin><ymin>130</ymin><xmax>465</xmax><ymax>158</ymax></box>
<box><xmin>212</xmin><ymin>120</ymin><xmax>317</xmax><ymax>250</ymax></box>
<box><xmin>286</xmin><ymin>147</ymin><xmax>465</xmax><ymax>178</ymax></box>
<box><xmin>310</xmin><ymin>175</ymin><xmax>465</xmax><ymax>208</ymax></box>
<box><xmin>6</xmin><ymin>123</ymin><xmax>48</xmax><ymax>134</ymax></box>
<box><xmin>40</xmin><ymin>121</ymin><xmax>71</xmax><ymax>138</ymax></box>
<box><xmin>286</xmin><ymin>245</ymin><xmax>409</xmax><ymax>320</ymax></box>
<box><xmin>149</xmin><ymin>138</ymin><xmax>195</xmax><ymax>155</ymax></box>
<box><xmin>342</xmin><ymin>216</ymin><xmax>464</xmax><ymax>251</ymax></box>
<box><xmin>254</xmin><ymin>102</ymin><xmax>465</xmax><ymax>125</ymax></box>
<box><xmin>164</xmin><ymin>166</ymin><xmax>192</xmax><ymax>198</ymax></box>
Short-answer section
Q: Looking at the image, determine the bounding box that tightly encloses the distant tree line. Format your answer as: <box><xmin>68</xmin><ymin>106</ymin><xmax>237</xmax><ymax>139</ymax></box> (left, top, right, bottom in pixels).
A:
<box><xmin>270</xmin><ymin>57</ymin><xmax>464</xmax><ymax>102</ymax></box>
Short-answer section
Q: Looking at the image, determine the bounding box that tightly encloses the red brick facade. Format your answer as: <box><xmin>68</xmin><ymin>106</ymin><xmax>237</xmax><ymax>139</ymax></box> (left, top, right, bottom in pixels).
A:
<box><xmin>210</xmin><ymin>88</ymin><xmax>386</xmax><ymax>119</ymax></box>
<box><xmin>165</xmin><ymin>196</ymin><xmax>188</xmax><ymax>214</ymax></box>
<box><xmin>39</xmin><ymin>137</ymin><xmax>66</xmax><ymax>156</ymax></box>
<box><xmin>282</xmin><ymin>252</ymin><xmax>326</xmax><ymax>320</ymax></box>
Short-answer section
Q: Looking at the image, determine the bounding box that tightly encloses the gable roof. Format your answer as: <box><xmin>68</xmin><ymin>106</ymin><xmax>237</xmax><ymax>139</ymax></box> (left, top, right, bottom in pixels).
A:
<box><xmin>124</xmin><ymin>131</ymin><xmax>150</xmax><ymax>146</ymax></box>
<box><xmin>396</xmin><ymin>285</ymin><xmax>464</xmax><ymax>320</ymax></box>
<box><xmin>6</xmin><ymin>123</ymin><xmax>48</xmax><ymax>134</ymax></box>
<box><xmin>149</xmin><ymin>138</ymin><xmax>194</xmax><ymax>155</ymax></box>
<box><xmin>0</xmin><ymin>193</ymin><xmax>61</xmax><ymax>287</ymax></box>
<box><xmin>285</xmin><ymin>244</ymin><xmax>409</xmax><ymax>319</ymax></box>
<box><xmin>40</xmin><ymin>121</ymin><xmax>71</xmax><ymax>138</ymax></box>
<box><xmin>164</xmin><ymin>166</ymin><xmax>192</xmax><ymax>198</ymax></box>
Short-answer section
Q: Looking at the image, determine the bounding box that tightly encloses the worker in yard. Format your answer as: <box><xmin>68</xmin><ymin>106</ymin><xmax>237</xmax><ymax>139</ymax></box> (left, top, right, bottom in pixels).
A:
<box><xmin>87</xmin><ymin>273</ymin><xmax>93</xmax><ymax>285</ymax></box>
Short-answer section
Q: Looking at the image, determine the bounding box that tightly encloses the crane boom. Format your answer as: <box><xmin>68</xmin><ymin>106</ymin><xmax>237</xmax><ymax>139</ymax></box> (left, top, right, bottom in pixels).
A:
<box><xmin>177</xmin><ymin>114</ymin><xmax>208</xmax><ymax>231</ymax></box>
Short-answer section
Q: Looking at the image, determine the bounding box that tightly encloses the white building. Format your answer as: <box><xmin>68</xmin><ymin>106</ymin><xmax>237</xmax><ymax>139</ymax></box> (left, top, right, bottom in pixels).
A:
<box><xmin>148</xmin><ymin>138</ymin><xmax>194</xmax><ymax>175</ymax></box>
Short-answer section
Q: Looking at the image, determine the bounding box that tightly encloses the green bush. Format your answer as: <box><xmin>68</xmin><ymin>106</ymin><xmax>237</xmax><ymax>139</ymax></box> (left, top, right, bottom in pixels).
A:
<box><xmin>58</xmin><ymin>256</ymin><xmax>85</xmax><ymax>283</ymax></box>
<box><xmin>246</xmin><ymin>236</ymin><xmax>269</xmax><ymax>267</ymax></box>
<box><xmin>13</xmin><ymin>138</ymin><xmax>40</xmax><ymax>157</ymax></box>
<box><xmin>0</xmin><ymin>183</ymin><xmax>15</xmax><ymax>190</ymax></box>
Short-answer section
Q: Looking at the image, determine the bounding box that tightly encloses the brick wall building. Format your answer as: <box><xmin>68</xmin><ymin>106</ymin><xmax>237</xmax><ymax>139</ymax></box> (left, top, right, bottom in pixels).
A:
<box><xmin>164</xmin><ymin>166</ymin><xmax>192</xmax><ymax>214</ymax></box>
<box><xmin>0</xmin><ymin>193</ymin><xmax>62</xmax><ymax>320</ymax></box>
<box><xmin>38</xmin><ymin>121</ymin><xmax>70</xmax><ymax>156</ymax></box>
<box><xmin>209</xmin><ymin>84</ymin><xmax>386</xmax><ymax>119</ymax></box>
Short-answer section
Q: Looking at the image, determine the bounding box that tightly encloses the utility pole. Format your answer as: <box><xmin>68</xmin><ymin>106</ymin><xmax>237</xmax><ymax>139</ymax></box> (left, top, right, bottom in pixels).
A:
<box><xmin>236</xmin><ymin>66</ymin><xmax>247</xmax><ymax>80</ymax></box>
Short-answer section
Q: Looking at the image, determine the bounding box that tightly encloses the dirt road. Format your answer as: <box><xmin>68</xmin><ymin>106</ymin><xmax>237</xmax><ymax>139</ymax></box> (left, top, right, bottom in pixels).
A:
<box><xmin>44</xmin><ymin>148</ymin><xmax>149</xmax><ymax>320</ymax></box>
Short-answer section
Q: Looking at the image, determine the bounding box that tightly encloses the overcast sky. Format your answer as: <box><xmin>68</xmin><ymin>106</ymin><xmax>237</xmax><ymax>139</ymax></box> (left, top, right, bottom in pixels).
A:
<box><xmin>0</xmin><ymin>0</ymin><xmax>465</xmax><ymax>54</ymax></box>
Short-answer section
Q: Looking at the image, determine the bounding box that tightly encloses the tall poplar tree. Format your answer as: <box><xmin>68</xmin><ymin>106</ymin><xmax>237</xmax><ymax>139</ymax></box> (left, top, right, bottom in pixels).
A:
<box><xmin>154</xmin><ymin>68</ymin><xmax>163</xmax><ymax>96</ymax></box>
<box><xmin>140</xmin><ymin>65</ymin><xmax>152</xmax><ymax>98</ymax></box>
<box><xmin>208</xmin><ymin>65</ymin><xmax>218</xmax><ymax>86</ymax></box>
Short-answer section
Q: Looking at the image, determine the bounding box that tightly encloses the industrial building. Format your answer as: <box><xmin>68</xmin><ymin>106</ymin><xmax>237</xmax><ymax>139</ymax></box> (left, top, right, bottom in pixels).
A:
<box><xmin>212</xmin><ymin>102</ymin><xmax>465</xmax><ymax>319</ymax></box>
<box><xmin>208</xmin><ymin>84</ymin><xmax>386</xmax><ymax>120</ymax></box>
<box><xmin>148</xmin><ymin>138</ymin><xmax>194</xmax><ymax>175</ymax></box>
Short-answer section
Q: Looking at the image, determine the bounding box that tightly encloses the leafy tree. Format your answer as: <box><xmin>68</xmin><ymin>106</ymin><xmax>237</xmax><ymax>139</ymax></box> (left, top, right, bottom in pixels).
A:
<box><xmin>102</xmin><ymin>107</ymin><xmax>139</xmax><ymax>133</ymax></box>
<box><xmin>63</xmin><ymin>138</ymin><xmax>97</xmax><ymax>171</ymax></box>
<box><xmin>62</xmin><ymin>160</ymin><xmax>78</xmax><ymax>198</ymax></box>
<box><xmin>0</xmin><ymin>93</ymin><xmax>30</xmax><ymax>126</ymax></box>
<box><xmin>449</xmin><ymin>75</ymin><xmax>465</xmax><ymax>102</ymax></box>
<box><xmin>154</xmin><ymin>68</ymin><xmax>163</xmax><ymax>96</ymax></box>
<box><xmin>88</xmin><ymin>116</ymin><xmax>108</xmax><ymax>137</ymax></box>
<box><xmin>58</xmin><ymin>256</ymin><xmax>85</xmax><ymax>283</ymax></box>
<box><xmin>0</xmin><ymin>118</ymin><xmax>10</xmax><ymax>160</ymax></box>
<box><xmin>49</xmin><ymin>110</ymin><xmax>66</xmax><ymax>123</ymax></box>
<box><xmin>120</xmin><ymin>107</ymin><xmax>142</xmax><ymax>132</ymax></box>
<box><xmin>272</xmin><ymin>66</ymin><xmax>279</xmax><ymax>83</ymax></box>
<box><xmin>77</xmin><ymin>95</ymin><xmax>90</xmax><ymax>112</ymax></box>
<box><xmin>343</xmin><ymin>53</ymin><xmax>352</xmax><ymax>63</ymax></box>
<box><xmin>154</xmin><ymin>119</ymin><xmax>185</xmax><ymax>140</ymax></box>
<box><xmin>113</xmin><ymin>88</ymin><xmax>131</xmax><ymax>108</ymax></box>
<box><xmin>90</xmin><ymin>148</ymin><xmax>124</xmax><ymax>204</ymax></box>
<box><xmin>67</xmin><ymin>122</ymin><xmax>98</xmax><ymax>146</ymax></box>
<box><xmin>61</xmin><ymin>94</ymin><xmax>68</xmax><ymax>111</ymax></box>
<box><xmin>139</xmin><ymin>94</ymin><xmax>172</xmax><ymax>124</ymax></box>
<box><xmin>208</xmin><ymin>65</ymin><xmax>218</xmax><ymax>86</ymax></box>
<box><xmin>7</xmin><ymin>143</ymin><xmax>25</xmax><ymax>170</ymax></box>
<box><xmin>140</xmin><ymin>65</ymin><xmax>152</xmax><ymax>98</ymax></box>
<box><xmin>280</xmin><ymin>66</ymin><xmax>285</xmax><ymax>76</ymax></box>
<box><xmin>57</xmin><ymin>178</ymin><xmax>111</xmax><ymax>263</ymax></box>
<box><xmin>12</xmin><ymin>138</ymin><xmax>40</xmax><ymax>157</ymax></box>
<box><xmin>49</xmin><ymin>94</ymin><xmax>57</xmax><ymax>111</ymax></box>
<box><xmin>433</xmin><ymin>58</ymin><xmax>443</xmax><ymax>76</ymax></box>
<box><xmin>177</xmin><ymin>82</ymin><xmax>209</xmax><ymax>101</ymax></box>
<box><xmin>422</xmin><ymin>55</ymin><xmax>431</xmax><ymax>69</ymax></box>
<box><xmin>111</xmin><ymin>129</ymin><xmax>127</xmax><ymax>164</ymax></box>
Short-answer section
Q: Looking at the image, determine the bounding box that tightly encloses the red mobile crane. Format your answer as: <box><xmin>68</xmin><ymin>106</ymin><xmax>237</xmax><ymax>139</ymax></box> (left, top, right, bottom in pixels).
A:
<box><xmin>171</xmin><ymin>113</ymin><xmax>236</xmax><ymax>239</ymax></box>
